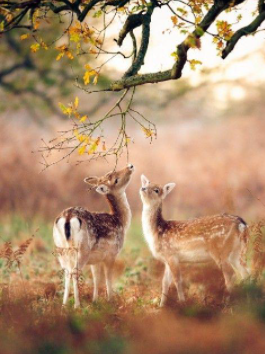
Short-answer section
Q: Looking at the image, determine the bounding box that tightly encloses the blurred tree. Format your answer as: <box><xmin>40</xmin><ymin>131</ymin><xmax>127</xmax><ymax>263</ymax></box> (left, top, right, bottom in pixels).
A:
<box><xmin>0</xmin><ymin>23</ymin><xmax>78</xmax><ymax>118</ymax></box>
<box><xmin>0</xmin><ymin>0</ymin><xmax>264</xmax><ymax>165</ymax></box>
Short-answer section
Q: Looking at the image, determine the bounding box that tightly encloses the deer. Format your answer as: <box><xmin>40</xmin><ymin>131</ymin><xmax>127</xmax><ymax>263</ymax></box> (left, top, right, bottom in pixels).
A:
<box><xmin>53</xmin><ymin>164</ymin><xmax>134</xmax><ymax>308</ymax></box>
<box><xmin>140</xmin><ymin>175</ymin><xmax>250</xmax><ymax>307</ymax></box>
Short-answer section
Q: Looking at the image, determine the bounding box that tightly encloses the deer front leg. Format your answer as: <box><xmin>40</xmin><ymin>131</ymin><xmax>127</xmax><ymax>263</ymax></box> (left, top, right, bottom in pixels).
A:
<box><xmin>91</xmin><ymin>264</ymin><xmax>101</xmax><ymax>302</ymax></box>
<box><xmin>167</xmin><ymin>256</ymin><xmax>185</xmax><ymax>302</ymax></box>
<box><xmin>63</xmin><ymin>270</ymin><xmax>71</xmax><ymax>306</ymax></box>
<box><xmin>103</xmin><ymin>259</ymin><xmax>115</xmax><ymax>300</ymax></box>
<box><xmin>160</xmin><ymin>263</ymin><xmax>172</xmax><ymax>307</ymax></box>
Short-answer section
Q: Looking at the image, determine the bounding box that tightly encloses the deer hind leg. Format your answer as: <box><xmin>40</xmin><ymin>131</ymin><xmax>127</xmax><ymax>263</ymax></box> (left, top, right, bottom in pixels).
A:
<box><xmin>91</xmin><ymin>264</ymin><xmax>101</xmax><ymax>302</ymax></box>
<box><xmin>208</xmin><ymin>251</ymin><xmax>236</xmax><ymax>293</ymax></box>
<box><xmin>103</xmin><ymin>259</ymin><xmax>115</xmax><ymax>300</ymax></box>
<box><xmin>229</xmin><ymin>252</ymin><xmax>250</xmax><ymax>281</ymax></box>
<box><xmin>233</xmin><ymin>259</ymin><xmax>249</xmax><ymax>280</ymax></box>
<box><xmin>160</xmin><ymin>263</ymin><xmax>173</xmax><ymax>307</ymax></box>
<box><xmin>63</xmin><ymin>270</ymin><xmax>71</xmax><ymax>306</ymax></box>
<box><xmin>72</xmin><ymin>269</ymin><xmax>80</xmax><ymax>309</ymax></box>
<box><xmin>231</xmin><ymin>234</ymin><xmax>250</xmax><ymax>280</ymax></box>
<box><xmin>167</xmin><ymin>256</ymin><xmax>185</xmax><ymax>302</ymax></box>
<box><xmin>221</xmin><ymin>261</ymin><xmax>236</xmax><ymax>292</ymax></box>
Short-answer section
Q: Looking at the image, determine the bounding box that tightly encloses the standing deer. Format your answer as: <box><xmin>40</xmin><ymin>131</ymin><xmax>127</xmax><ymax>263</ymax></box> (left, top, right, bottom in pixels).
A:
<box><xmin>53</xmin><ymin>164</ymin><xmax>134</xmax><ymax>308</ymax></box>
<box><xmin>140</xmin><ymin>175</ymin><xmax>249</xmax><ymax>307</ymax></box>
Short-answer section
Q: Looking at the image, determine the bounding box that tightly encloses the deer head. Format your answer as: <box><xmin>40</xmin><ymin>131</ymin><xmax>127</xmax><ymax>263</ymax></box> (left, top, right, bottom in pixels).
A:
<box><xmin>84</xmin><ymin>164</ymin><xmax>134</xmax><ymax>195</ymax></box>
<box><xmin>140</xmin><ymin>174</ymin><xmax>175</xmax><ymax>207</ymax></box>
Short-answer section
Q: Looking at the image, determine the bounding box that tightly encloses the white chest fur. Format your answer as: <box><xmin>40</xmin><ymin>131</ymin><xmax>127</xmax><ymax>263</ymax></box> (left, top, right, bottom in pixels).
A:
<box><xmin>142</xmin><ymin>206</ymin><xmax>158</xmax><ymax>258</ymax></box>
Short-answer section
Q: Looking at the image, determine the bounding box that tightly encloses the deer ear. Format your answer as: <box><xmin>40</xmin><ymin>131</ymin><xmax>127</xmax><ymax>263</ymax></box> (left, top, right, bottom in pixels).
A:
<box><xmin>141</xmin><ymin>174</ymin><xmax>150</xmax><ymax>187</ymax></box>
<box><xmin>84</xmin><ymin>176</ymin><xmax>98</xmax><ymax>187</ymax></box>
<box><xmin>96</xmin><ymin>184</ymin><xmax>109</xmax><ymax>195</ymax></box>
<box><xmin>162</xmin><ymin>183</ymin><xmax>176</xmax><ymax>199</ymax></box>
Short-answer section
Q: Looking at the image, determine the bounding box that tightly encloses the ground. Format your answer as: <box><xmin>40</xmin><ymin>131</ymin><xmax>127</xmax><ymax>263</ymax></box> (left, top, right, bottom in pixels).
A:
<box><xmin>0</xmin><ymin>215</ymin><xmax>264</xmax><ymax>354</ymax></box>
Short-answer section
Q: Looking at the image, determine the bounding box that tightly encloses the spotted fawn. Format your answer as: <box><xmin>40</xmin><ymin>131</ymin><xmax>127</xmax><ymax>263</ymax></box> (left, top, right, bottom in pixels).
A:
<box><xmin>140</xmin><ymin>174</ymin><xmax>249</xmax><ymax>306</ymax></box>
<box><xmin>53</xmin><ymin>164</ymin><xmax>134</xmax><ymax>308</ymax></box>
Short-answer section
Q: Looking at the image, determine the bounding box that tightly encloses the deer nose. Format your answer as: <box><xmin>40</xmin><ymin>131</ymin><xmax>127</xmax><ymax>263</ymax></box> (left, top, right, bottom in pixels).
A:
<box><xmin>141</xmin><ymin>187</ymin><xmax>146</xmax><ymax>191</ymax></box>
<box><xmin>127</xmin><ymin>163</ymin><xmax>134</xmax><ymax>171</ymax></box>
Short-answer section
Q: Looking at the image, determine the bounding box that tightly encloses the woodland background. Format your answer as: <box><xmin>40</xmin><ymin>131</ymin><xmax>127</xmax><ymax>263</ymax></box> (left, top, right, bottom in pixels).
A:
<box><xmin>0</xmin><ymin>13</ymin><xmax>265</xmax><ymax>354</ymax></box>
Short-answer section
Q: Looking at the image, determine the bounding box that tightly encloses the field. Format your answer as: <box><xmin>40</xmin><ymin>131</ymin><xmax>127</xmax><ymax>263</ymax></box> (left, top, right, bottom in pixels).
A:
<box><xmin>0</xmin><ymin>116</ymin><xmax>265</xmax><ymax>354</ymax></box>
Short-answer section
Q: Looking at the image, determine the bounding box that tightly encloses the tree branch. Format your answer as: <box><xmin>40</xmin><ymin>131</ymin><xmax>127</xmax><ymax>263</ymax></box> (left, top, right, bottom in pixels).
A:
<box><xmin>78</xmin><ymin>0</ymin><xmax>102</xmax><ymax>22</ymax></box>
<box><xmin>117</xmin><ymin>13</ymin><xmax>145</xmax><ymax>46</ymax></box>
<box><xmin>123</xmin><ymin>12</ymin><xmax>152</xmax><ymax>77</ymax></box>
<box><xmin>222</xmin><ymin>7</ymin><xmax>265</xmax><ymax>58</ymax></box>
<box><xmin>109</xmin><ymin>0</ymin><xmax>233</xmax><ymax>90</ymax></box>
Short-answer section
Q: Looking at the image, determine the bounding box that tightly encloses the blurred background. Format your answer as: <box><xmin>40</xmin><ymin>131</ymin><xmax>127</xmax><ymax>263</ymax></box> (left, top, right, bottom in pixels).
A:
<box><xmin>0</xmin><ymin>5</ymin><xmax>265</xmax><ymax>353</ymax></box>
<box><xmin>1</xmin><ymin>25</ymin><xmax>265</xmax><ymax>225</ymax></box>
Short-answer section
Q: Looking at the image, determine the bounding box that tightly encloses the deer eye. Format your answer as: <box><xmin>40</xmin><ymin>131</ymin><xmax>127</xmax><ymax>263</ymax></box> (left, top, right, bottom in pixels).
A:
<box><xmin>154</xmin><ymin>189</ymin><xmax>159</xmax><ymax>194</ymax></box>
<box><xmin>115</xmin><ymin>178</ymin><xmax>119</xmax><ymax>184</ymax></box>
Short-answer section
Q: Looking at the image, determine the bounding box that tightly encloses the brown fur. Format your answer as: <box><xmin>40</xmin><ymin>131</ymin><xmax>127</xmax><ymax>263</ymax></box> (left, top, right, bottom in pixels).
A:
<box><xmin>140</xmin><ymin>176</ymin><xmax>250</xmax><ymax>306</ymax></box>
<box><xmin>53</xmin><ymin>164</ymin><xmax>134</xmax><ymax>307</ymax></box>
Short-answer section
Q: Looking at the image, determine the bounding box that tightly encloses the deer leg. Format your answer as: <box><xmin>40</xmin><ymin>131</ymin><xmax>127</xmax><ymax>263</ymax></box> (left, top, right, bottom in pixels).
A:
<box><xmin>221</xmin><ymin>261</ymin><xmax>236</xmax><ymax>292</ymax></box>
<box><xmin>167</xmin><ymin>257</ymin><xmax>185</xmax><ymax>302</ymax></box>
<box><xmin>72</xmin><ymin>269</ymin><xmax>80</xmax><ymax>309</ymax></box>
<box><xmin>91</xmin><ymin>264</ymin><xmax>101</xmax><ymax>302</ymax></box>
<box><xmin>63</xmin><ymin>270</ymin><xmax>71</xmax><ymax>306</ymax></box>
<box><xmin>230</xmin><ymin>257</ymin><xmax>250</xmax><ymax>280</ymax></box>
<box><xmin>103</xmin><ymin>259</ymin><xmax>115</xmax><ymax>300</ymax></box>
<box><xmin>160</xmin><ymin>263</ymin><xmax>173</xmax><ymax>307</ymax></box>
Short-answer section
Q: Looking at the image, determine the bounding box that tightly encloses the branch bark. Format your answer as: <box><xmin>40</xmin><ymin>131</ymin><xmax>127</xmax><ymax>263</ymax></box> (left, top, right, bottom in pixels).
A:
<box><xmin>110</xmin><ymin>0</ymin><xmax>233</xmax><ymax>90</ymax></box>
<box><xmin>222</xmin><ymin>6</ymin><xmax>265</xmax><ymax>58</ymax></box>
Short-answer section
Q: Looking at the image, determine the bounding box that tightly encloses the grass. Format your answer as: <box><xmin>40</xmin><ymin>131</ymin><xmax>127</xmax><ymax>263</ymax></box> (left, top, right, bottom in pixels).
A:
<box><xmin>0</xmin><ymin>214</ymin><xmax>264</xmax><ymax>353</ymax></box>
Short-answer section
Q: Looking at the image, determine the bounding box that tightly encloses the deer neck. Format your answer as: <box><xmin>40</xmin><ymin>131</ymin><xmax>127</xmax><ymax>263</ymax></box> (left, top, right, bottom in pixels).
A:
<box><xmin>106</xmin><ymin>193</ymin><xmax>131</xmax><ymax>232</ymax></box>
<box><xmin>142</xmin><ymin>203</ymin><xmax>167</xmax><ymax>237</ymax></box>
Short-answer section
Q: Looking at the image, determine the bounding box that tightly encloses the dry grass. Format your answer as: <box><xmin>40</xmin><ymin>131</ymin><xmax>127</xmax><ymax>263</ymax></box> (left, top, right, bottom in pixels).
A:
<box><xmin>0</xmin><ymin>228</ymin><xmax>264</xmax><ymax>354</ymax></box>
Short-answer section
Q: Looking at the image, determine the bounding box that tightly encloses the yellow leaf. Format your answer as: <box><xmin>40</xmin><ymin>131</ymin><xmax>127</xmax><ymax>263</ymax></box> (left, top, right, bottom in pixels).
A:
<box><xmin>74</xmin><ymin>97</ymin><xmax>79</xmax><ymax>109</ymax></box>
<box><xmin>142</xmin><ymin>127</ymin><xmax>153</xmax><ymax>138</ymax></box>
<box><xmin>56</xmin><ymin>52</ymin><xmax>64</xmax><ymax>61</ymax></box>
<box><xmin>70</xmin><ymin>32</ymin><xmax>80</xmax><ymax>42</ymax></box>
<box><xmin>74</xmin><ymin>111</ymin><xmax>80</xmax><ymax>119</ymax></box>
<box><xmin>80</xmin><ymin>115</ymin><xmax>88</xmax><ymax>123</ymax></box>
<box><xmin>171</xmin><ymin>16</ymin><xmax>178</xmax><ymax>26</ymax></box>
<box><xmin>89</xmin><ymin>48</ymin><xmax>98</xmax><ymax>55</ymax></box>
<box><xmin>58</xmin><ymin>102</ymin><xmax>72</xmax><ymax>115</ymax></box>
<box><xmin>84</xmin><ymin>64</ymin><xmax>92</xmax><ymax>71</ymax></box>
<box><xmin>88</xmin><ymin>143</ymin><xmax>97</xmax><ymax>155</ymax></box>
<box><xmin>88</xmin><ymin>137</ymin><xmax>100</xmax><ymax>154</ymax></box>
<box><xmin>66</xmin><ymin>51</ymin><xmax>74</xmax><ymax>60</ymax></box>
<box><xmin>83</xmin><ymin>71</ymin><xmax>91</xmax><ymax>85</ymax></box>
<box><xmin>195</xmin><ymin>16</ymin><xmax>202</xmax><ymax>24</ymax></box>
<box><xmin>20</xmin><ymin>34</ymin><xmax>30</xmax><ymax>40</ymax></box>
<box><xmin>171</xmin><ymin>51</ymin><xmax>179</xmax><ymax>61</ymax></box>
<box><xmin>34</xmin><ymin>20</ymin><xmax>40</xmax><ymax>30</ymax></box>
<box><xmin>0</xmin><ymin>21</ymin><xmax>4</xmax><ymax>32</ymax></box>
<box><xmin>78</xmin><ymin>145</ymin><xmax>86</xmax><ymax>155</ymax></box>
<box><xmin>189</xmin><ymin>59</ymin><xmax>202</xmax><ymax>70</ymax></box>
<box><xmin>77</xmin><ymin>134</ymin><xmax>86</xmax><ymax>143</ymax></box>
<box><xmin>30</xmin><ymin>43</ymin><xmax>40</xmax><ymax>53</ymax></box>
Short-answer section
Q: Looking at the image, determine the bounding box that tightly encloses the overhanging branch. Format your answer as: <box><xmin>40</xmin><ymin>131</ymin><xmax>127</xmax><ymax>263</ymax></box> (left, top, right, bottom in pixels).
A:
<box><xmin>109</xmin><ymin>0</ymin><xmax>233</xmax><ymax>90</ymax></box>
<box><xmin>222</xmin><ymin>10</ymin><xmax>265</xmax><ymax>59</ymax></box>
